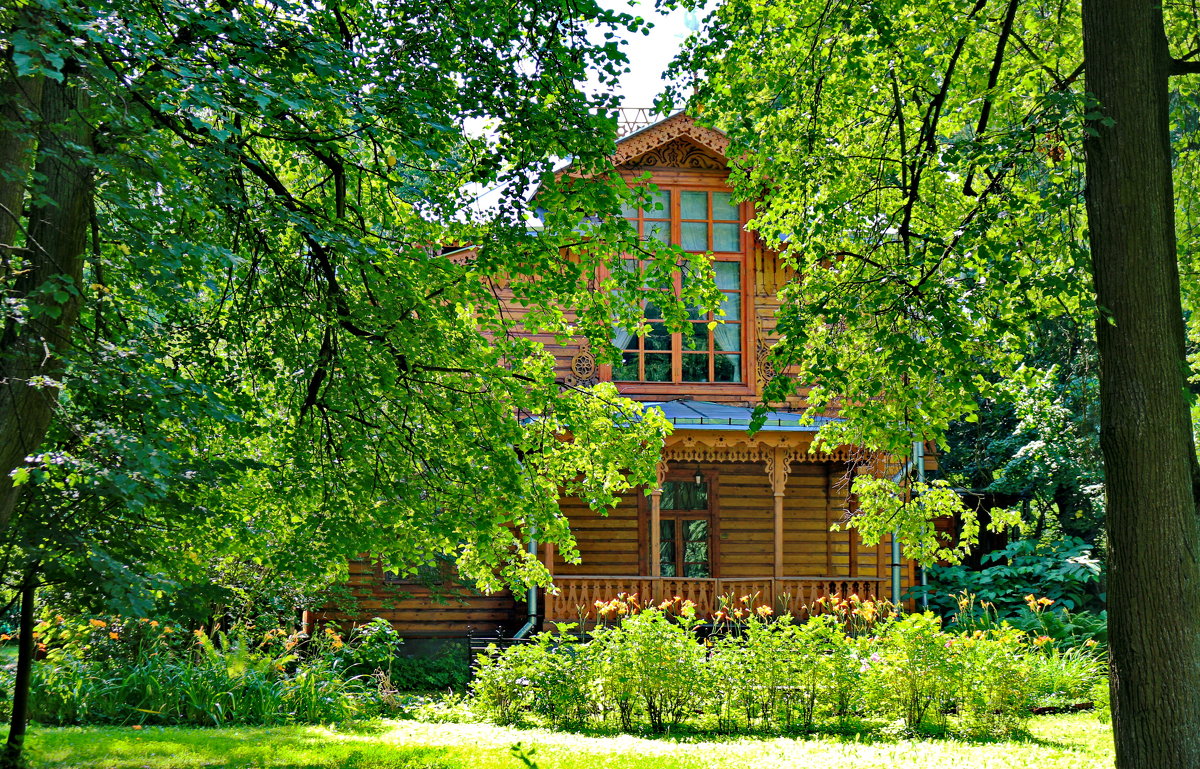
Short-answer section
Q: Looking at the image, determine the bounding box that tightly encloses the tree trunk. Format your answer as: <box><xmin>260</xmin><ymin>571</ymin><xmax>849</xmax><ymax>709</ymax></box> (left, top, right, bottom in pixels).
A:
<box><xmin>1081</xmin><ymin>1</ymin><xmax>1200</xmax><ymax>766</ymax></box>
<box><xmin>2</xmin><ymin>572</ymin><xmax>35</xmax><ymax>769</ymax></box>
<box><xmin>0</xmin><ymin>69</ymin><xmax>92</xmax><ymax>525</ymax></box>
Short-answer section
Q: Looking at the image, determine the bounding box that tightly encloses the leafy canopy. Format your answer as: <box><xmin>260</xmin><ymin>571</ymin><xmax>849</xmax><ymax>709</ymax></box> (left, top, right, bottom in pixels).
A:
<box><xmin>1</xmin><ymin>0</ymin><xmax>715</xmax><ymax>603</ymax></box>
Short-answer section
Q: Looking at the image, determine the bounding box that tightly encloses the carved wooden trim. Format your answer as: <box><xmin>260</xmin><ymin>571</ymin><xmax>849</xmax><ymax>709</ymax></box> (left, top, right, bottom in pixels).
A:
<box><xmin>756</xmin><ymin>337</ymin><xmax>778</xmax><ymax>389</ymax></box>
<box><xmin>654</xmin><ymin>459</ymin><xmax>670</xmax><ymax>489</ymax></box>
<box><xmin>765</xmin><ymin>445</ymin><xmax>792</xmax><ymax>495</ymax></box>
<box><xmin>619</xmin><ymin>138</ymin><xmax>725</xmax><ymax>170</ymax></box>
<box><xmin>662</xmin><ymin>432</ymin><xmax>852</xmax><ymax>463</ymax></box>
<box><xmin>563</xmin><ymin>340</ymin><xmax>599</xmax><ymax>387</ymax></box>
<box><xmin>612</xmin><ymin>114</ymin><xmax>730</xmax><ymax>168</ymax></box>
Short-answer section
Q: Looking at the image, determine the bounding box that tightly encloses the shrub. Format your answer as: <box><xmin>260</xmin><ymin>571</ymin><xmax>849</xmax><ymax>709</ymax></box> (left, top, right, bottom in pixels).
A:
<box><xmin>387</xmin><ymin>646</ymin><xmax>470</xmax><ymax>692</ymax></box>
<box><xmin>595</xmin><ymin>603</ymin><xmax>706</xmax><ymax>732</ymax></box>
<box><xmin>951</xmin><ymin>627</ymin><xmax>1034</xmax><ymax>734</ymax></box>
<box><xmin>464</xmin><ymin>601</ymin><xmax>1088</xmax><ymax>739</ymax></box>
<box><xmin>860</xmin><ymin>613</ymin><xmax>959</xmax><ymax>729</ymax></box>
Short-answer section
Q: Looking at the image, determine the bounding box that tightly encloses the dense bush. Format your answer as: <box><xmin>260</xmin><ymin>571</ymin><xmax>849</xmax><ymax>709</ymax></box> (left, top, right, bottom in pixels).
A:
<box><xmin>470</xmin><ymin>597</ymin><xmax>1106</xmax><ymax>737</ymax></box>
<box><xmin>917</xmin><ymin>537</ymin><xmax>1105</xmax><ymax>617</ymax></box>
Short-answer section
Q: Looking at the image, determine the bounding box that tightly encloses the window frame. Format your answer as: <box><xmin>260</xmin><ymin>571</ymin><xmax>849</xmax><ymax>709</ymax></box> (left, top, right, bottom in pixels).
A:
<box><xmin>602</xmin><ymin>175</ymin><xmax>757</xmax><ymax>397</ymax></box>
<box><xmin>639</xmin><ymin>468</ymin><xmax>722</xmax><ymax>578</ymax></box>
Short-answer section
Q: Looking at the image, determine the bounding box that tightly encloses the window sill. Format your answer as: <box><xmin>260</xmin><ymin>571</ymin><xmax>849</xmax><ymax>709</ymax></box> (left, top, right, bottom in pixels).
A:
<box><xmin>613</xmin><ymin>382</ymin><xmax>758</xmax><ymax>398</ymax></box>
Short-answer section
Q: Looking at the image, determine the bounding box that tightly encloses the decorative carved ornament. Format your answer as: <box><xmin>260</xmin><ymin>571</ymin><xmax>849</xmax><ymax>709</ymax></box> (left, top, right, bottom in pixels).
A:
<box><xmin>619</xmin><ymin>139</ymin><xmax>725</xmax><ymax>171</ymax></box>
<box><xmin>756</xmin><ymin>338</ymin><xmax>778</xmax><ymax>387</ymax></box>
<box><xmin>764</xmin><ymin>445</ymin><xmax>793</xmax><ymax>495</ymax></box>
<box><xmin>662</xmin><ymin>432</ymin><xmax>853</xmax><ymax>463</ymax></box>
<box><xmin>612</xmin><ymin>113</ymin><xmax>730</xmax><ymax>168</ymax></box>
<box><xmin>565</xmin><ymin>349</ymin><xmax>598</xmax><ymax>387</ymax></box>
<box><xmin>563</xmin><ymin>342</ymin><xmax>600</xmax><ymax>387</ymax></box>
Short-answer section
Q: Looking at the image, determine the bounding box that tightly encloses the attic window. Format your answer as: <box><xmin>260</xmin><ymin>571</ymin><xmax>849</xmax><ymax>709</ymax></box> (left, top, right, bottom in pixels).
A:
<box><xmin>612</xmin><ymin>188</ymin><xmax>747</xmax><ymax>385</ymax></box>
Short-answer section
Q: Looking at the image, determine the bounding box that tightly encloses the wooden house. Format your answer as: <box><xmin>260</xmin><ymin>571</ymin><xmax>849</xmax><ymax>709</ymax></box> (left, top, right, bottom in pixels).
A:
<box><xmin>306</xmin><ymin>112</ymin><xmax>924</xmax><ymax>639</ymax></box>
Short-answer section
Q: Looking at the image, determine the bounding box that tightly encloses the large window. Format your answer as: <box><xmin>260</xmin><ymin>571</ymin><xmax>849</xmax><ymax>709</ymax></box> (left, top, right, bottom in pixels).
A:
<box><xmin>613</xmin><ymin>189</ymin><xmax>746</xmax><ymax>384</ymax></box>
<box><xmin>658</xmin><ymin>480</ymin><xmax>712</xmax><ymax>578</ymax></box>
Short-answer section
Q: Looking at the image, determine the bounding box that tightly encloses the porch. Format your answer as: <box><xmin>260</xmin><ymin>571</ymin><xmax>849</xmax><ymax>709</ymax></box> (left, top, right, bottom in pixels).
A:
<box><xmin>544</xmin><ymin>575</ymin><xmax>888</xmax><ymax>623</ymax></box>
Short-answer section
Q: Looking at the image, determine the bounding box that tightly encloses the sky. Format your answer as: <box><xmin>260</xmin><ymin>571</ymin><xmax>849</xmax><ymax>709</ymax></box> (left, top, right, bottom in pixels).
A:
<box><xmin>465</xmin><ymin>3</ymin><xmax>700</xmax><ymax>213</ymax></box>
<box><xmin>598</xmin><ymin>1</ymin><xmax>700</xmax><ymax>109</ymax></box>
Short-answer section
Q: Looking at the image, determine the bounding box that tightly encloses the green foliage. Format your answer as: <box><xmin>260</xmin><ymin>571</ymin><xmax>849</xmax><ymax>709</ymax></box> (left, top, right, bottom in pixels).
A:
<box><xmin>921</xmin><ymin>537</ymin><xmax>1105</xmax><ymax>615</ymax></box>
<box><xmin>0</xmin><ymin>0</ymin><xmax>691</xmax><ymax>644</ymax></box>
<box><xmin>596</xmin><ymin>606</ymin><xmax>707</xmax><ymax>733</ymax></box>
<box><xmin>30</xmin><ymin>629</ymin><xmax>366</xmax><ymax>727</ymax></box>
<box><xmin>467</xmin><ymin>602</ymin><xmax>1098</xmax><ymax>738</ymax></box>
<box><xmin>859</xmin><ymin>613</ymin><xmax>958</xmax><ymax>730</ymax></box>
<box><xmin>23</xmin><ymin>614</ymin><xmax>483</xmax><ymax>726</ymax></box>
<box><xmin>1026</xmin><ymin>645</ymin><xmax>1107</xmax><ymax>709</ymax></box>
<box><xmin>470</xmin><ymin>631</ymin><xmax>593</xmax><ymax>728</ymax></box>
<box><xmin>385</xmin><ymin>648</ymin><xmax>470</xmax><ymax>693</ymax></box>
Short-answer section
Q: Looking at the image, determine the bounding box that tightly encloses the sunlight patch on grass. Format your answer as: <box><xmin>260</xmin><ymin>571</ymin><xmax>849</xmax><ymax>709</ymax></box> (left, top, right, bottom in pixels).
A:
<box><xmin>21</xmin><ymin>713</ymin><xmax>1113</xmax><ymax>769</ymax></box>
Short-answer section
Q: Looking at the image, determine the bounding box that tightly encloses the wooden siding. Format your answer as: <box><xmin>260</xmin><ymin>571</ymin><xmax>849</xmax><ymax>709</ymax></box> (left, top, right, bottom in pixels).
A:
<box><xmin>550</xmin><ymin>460</ymin><xmax>911</xmax><ymax>590</ymax></box>
<box><xmin>306</xmin><ymin>559</ymin><xmax>519</xmax><ymax>639</ymax></box>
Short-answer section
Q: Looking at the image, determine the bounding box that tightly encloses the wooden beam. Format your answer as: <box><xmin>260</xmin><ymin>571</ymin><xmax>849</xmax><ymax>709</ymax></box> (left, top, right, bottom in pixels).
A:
<box><xmin>650</xmin><ymin>460</ymin><xmax>668</xmax><ymax>578</ymax></box>
<box><xmin>766</xmin><ymin>446</ymin><xmax>790</xmax><ymax>580</ymax></box>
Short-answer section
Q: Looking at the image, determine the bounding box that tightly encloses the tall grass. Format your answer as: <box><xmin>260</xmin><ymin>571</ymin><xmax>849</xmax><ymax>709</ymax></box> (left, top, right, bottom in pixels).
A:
<box><xmin>26</xmin><ymin>617</ymin><xmax>384</xmax><ymax>726</ymax></box>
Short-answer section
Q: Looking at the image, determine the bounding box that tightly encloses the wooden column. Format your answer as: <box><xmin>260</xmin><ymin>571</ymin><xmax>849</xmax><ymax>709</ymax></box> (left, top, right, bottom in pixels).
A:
<box><xmin>650</xmin><ymin>460</ymin><xmax>668</xmax><ymax>578</ymax></box>
<box><xmin>543</xmin><ymin>542</ymin><xmax>555</xmax><ymax>575</ymax></box>
<box><xmin>766</xmin><ymin>446</ymin><xmax>791</xmax><ymax>580</ymax></box>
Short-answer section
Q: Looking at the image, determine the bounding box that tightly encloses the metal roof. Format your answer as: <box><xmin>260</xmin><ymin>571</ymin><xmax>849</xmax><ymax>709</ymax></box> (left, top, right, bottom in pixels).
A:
<box><xmin>639</xmin><ymin>400</ymin><xmax>835</xmax><ymax>432</ymax></box>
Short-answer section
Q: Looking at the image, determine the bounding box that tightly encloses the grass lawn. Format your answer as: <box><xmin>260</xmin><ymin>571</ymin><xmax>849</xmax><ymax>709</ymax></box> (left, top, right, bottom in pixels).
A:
<box><xmin>19</xmin><ymin>714</ymin><xmax>1113</xmax><ymax>769</ymax></box>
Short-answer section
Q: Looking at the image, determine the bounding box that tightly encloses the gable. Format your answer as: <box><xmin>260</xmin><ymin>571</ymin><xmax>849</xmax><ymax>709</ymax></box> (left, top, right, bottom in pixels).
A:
<box><xmin>612</xmin><ymin>112</ymin><xmax>730</xmax><ymax>169</ymax></box>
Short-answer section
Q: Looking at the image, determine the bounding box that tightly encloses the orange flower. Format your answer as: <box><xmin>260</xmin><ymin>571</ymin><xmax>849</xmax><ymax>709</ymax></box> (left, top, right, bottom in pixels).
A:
<box><xmin>89</xmin><ymin>619</ymin><xmax>107</xmax><ymax>628</ymax></box>
<box><xmin>150</xmin><ymin>621</ymin><xmax>159</xmax><ymax>628</ymax></box>
<box><xmin>162</xmin><ymin>626</ymin><xmax>173</xmax><ymax>634</ymax></box>
<box><xmin>131</xmin><ymin>724</ymin><xmax>142</xmax><ymax>731</ymax></box>
<box><xmin>1038</xmin><ymin>597</ymin><xmax>1054</xmax><ymax>606</ymax></box>
<box><xmin>756</xmin><ymin>605</ymin><xmax>774</xmax><ymax>617</ymax></box>
<box><xmin>109</xmin><ymin>632</ymin><xmax>119</xmax><ymax>640</ymax></box>
<box><xmin>0</xmin><ymin>634</ymin><xmax>10</xmax><ymax>641</ymax></box>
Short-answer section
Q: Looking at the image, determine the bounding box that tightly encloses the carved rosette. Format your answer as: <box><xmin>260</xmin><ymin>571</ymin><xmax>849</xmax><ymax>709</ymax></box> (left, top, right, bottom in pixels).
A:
<box><xmin>563</xmin><ymin>344</ymin><xmax>599</xmax><ymax>387</ymax></box>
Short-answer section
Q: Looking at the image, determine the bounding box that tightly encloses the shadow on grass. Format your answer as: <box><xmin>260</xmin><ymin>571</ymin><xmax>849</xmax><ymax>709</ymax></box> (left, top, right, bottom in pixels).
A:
<box><xmin>23</xmin><ymin>722</ymin><xmax>459</xmax><ymax>769</ymax></box>
<box><xmin>529</xmin><ymin>715</ymin><xmax>1074</xmax><ymax>750</ymax></box>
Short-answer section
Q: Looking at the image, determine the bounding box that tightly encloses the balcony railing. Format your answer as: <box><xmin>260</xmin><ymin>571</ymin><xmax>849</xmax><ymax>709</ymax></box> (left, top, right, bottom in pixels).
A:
<box><xmin>544</xmin><ymin>576</ymin><xmax>889</xmax><ymax>624</ymax></box>
<box><xmin>616</xmin><ymin>107</ymin><xmax>660</xmax><ymax>137</ymax></box>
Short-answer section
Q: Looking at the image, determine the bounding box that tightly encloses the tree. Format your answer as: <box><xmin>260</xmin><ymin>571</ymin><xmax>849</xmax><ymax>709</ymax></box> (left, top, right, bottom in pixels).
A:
<box><xmin>670</xmin><ymin>0</ymin><xmax>1200</xmax><ymax>764</ymax></box>
<box><xmin>0</xmin><ymin>1</ymin><xmax>710</xmax><ymax>764</ymax></box>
